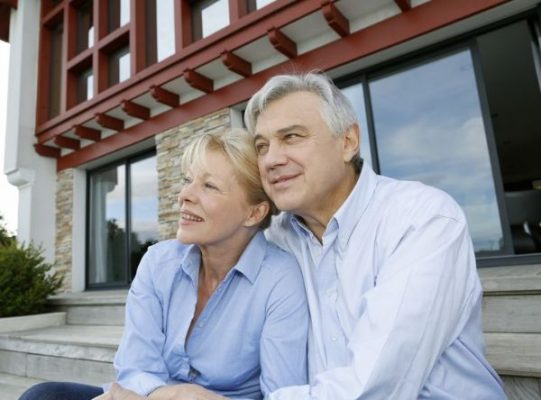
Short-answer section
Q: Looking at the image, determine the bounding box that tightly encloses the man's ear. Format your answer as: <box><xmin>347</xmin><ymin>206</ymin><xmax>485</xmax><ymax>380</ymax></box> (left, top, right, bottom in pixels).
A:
<box><xmin>343</xmin><ymin>124</ymin><xmax>360</xmax><ymax>163</ymax></box>
<box><xmin>244</xmin><ymin>201</ymin><xmax>270</xmax><ymax>227</ymax></box>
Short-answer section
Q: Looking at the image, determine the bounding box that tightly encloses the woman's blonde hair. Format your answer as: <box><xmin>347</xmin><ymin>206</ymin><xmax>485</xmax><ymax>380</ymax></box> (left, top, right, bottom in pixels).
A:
<box><xmin>181</xmin><ymin>128</ymin><xmax>277</xmax><ymax>230</ymax></box>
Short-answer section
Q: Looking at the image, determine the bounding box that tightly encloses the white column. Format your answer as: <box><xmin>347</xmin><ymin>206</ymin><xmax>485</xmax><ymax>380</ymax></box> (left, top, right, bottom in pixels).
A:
<box><xmin>3</xmin><ymin>1</ymin><xmax>57</xmax><ymax>263</ymax></box>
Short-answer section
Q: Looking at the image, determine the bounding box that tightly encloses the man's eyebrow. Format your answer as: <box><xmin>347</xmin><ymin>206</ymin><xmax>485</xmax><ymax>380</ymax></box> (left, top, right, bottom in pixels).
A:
<box><xmin>254</xmin><ymin>125</ymin><xmax>307</xmax><ymax>140</ymax></box>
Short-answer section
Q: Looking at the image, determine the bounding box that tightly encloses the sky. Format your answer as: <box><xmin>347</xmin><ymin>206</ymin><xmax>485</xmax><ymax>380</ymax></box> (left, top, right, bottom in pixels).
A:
<box><xmin>0</xmin><ymin>41</ymin><xmax>18</xmax><ymax>235</ymax></box>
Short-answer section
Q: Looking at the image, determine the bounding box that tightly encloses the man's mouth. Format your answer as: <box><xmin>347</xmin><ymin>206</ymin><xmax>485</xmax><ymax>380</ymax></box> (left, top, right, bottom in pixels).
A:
<box><xmin>270</xmin><ymin>173</ymin><xmax>300</xmax><ymax>185</ymax></box>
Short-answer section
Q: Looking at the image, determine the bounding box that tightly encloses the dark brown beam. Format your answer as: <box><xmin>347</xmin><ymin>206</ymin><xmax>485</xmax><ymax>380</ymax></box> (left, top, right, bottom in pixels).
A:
<box><xmin>95</xmin><ymin>112</ymin><xmax>124</xmax><ymax>131</ymax></box>
<box><xmin>0</xmin><ymin>0</ymin><xmax>18</xmax><ymax>9</ymax></box>
<box><xmin>184</xmin><ymin>69</ymin><xmax>214</xmax><ymax>94</ymax></box>
<box><xmin>322</xmin><ymin>1</ymin><xmax>349</xmax><ymax>37</ymax></box>
<box><xmin>74</xmin><ymin>125</ymin><xmax>101</xmax><ymax>141</ymax></box>
<box><xmin>54</xmin><ymin>135</ymin><xmax>80</xmax><ymax>150</ymax></box>
<box><xmin>395</xmin><ymin>0</ymin><xmax>411</xmax><ymax>11</ymax></box>
<box><xmin>268</xmin><ymin>27</ymin><xmax>297</xmax><ymax>59</ymax></box>
<box><xmin>34</xmin><ymin>143</ymin><xmax>60</xmax><ymax>158</ymax></box>
<box><xmin>221</xmin><ymin>50</ymin><xmax>252</xmax><ymax>78</ymax></box>
<box><xmin>121</xmin><ymin>100</ymin><xmax>150</xmax><ymax>120</ymax></box>
<box><xmin>150</xmin><ymin>85</ymin><xmax>179</xmax><ymax>107</ymax></box>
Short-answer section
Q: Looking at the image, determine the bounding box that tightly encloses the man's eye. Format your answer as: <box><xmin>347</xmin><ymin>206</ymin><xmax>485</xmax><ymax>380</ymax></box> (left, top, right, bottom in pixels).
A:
<box><xmin>204</xmin><ymin>182</ymin><xmax>218</xmax><ymax>190</ymax></box>
<box><xmin>255</xmin><ymin>142</ymin><xmax>269</xmax><ymax>155</ymax></box>
<box><xmin>284</xmin><ymin>133</ymin><xmax>300</xmax><ymax>140</ymax></box>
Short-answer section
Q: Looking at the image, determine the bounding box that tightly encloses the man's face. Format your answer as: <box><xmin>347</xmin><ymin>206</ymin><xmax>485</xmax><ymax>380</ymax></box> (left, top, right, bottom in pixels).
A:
<box><xmin>254</xmin><ymin>91</ymin><xmax>356</xmax><ymax>220</ymax></box>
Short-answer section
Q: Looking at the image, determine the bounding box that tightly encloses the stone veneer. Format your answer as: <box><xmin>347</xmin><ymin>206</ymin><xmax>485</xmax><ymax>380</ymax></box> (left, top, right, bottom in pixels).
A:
<box><xmin>156</xmin><ymin>108</ymin><xmax>232</xmax><ymax>240</ymax></box>
<box><xmin>55</xmin><ymin>169</ymin><xmax>74</xmax><ymax>292</ymax></box>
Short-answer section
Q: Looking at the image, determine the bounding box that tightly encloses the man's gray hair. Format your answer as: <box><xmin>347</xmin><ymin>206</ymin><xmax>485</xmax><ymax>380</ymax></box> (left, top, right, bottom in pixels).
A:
<box><xmin>244</xmin><ymin>72</ymin><xmax>358</xmax><ymax>138</ymax></box>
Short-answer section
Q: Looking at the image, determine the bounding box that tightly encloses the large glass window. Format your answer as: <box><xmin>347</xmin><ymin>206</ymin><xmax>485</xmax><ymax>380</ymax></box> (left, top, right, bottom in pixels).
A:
<box><xmin>108</xmin><ymin>46</ymin><xmax>130</xmax><ymax>86</ymax></box>
<box><xmin>76</xmin><ymin>0</ymin><xmax>94</xmax><ymax>53</ymax></box>
<box><xmin>48</xmin><ymin>22</ymin><xmax>64</xmax><ymax>119</ymax></box>
<box><xmin>368</xmin><ymin>50</ymin><xmax>504</xmax><ymax>254</ymax></box>
<box><xmin>108</xmin><ymin>0</ymin><xmax>130</xmax><ymax>33</ymax></box>
<box><xmin>88</xmin><ymin>153</ymin><xmax>159</xmax><ymax>287</ymax></box>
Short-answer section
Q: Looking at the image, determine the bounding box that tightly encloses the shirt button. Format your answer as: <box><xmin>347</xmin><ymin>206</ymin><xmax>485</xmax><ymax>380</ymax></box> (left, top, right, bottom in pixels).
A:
<box><xmin>331</xmin><ymin>336</ymin><xmax>338</xmax><ymax>342</ymax></box>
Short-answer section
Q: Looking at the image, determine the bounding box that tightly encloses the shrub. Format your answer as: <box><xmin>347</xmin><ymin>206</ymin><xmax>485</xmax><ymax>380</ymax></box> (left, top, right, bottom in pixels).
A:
<box><xmin>0</xmin><ymin>242</ymin><xmax>64</xmax><ymax>318</ymax></box>
<box><xmin>0</xmin><ymin>215</ymin><xmax>15</xmax><ymax>248</ymax></box>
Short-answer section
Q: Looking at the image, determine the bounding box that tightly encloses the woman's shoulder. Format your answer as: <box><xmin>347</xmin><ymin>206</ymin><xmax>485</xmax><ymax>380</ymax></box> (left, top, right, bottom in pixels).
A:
<box><xmin>260</xmin><ymin>239</ymin><xmax>304</xmax><ymax>283</ymax></box>
<box><xmin>144</xmin><ymin>239</ymin><xmax>193</xmax><ymax>263</ymax></box>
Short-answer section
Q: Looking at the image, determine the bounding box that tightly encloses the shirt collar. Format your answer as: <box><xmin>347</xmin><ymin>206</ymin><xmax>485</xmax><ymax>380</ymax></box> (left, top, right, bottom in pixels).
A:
<box><xmin>232</xmin><ymin>230</ymin><xmax>267</xmax><ymax>284</ymax></box>
<box><xmin>180</xmin><ymin>231</ymin><xmax>267</xmax><ymax>286</ymax></box>
<box><xmin>333</xmin><ymin>160</ymin><xmax>378</xmax><ymax>248</ymax></box>
<box><xmin>286</xmin><ymin>160</ymin><xmax>378</xmax><ymax>248</ymax></box>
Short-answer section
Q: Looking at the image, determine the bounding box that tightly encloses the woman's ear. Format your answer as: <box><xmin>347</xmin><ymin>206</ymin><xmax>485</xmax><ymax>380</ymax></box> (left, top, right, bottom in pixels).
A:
<box><xmin>244</xmin><ymin>201</ymin><xmax>270</xmax><ymax>227</ymax></box>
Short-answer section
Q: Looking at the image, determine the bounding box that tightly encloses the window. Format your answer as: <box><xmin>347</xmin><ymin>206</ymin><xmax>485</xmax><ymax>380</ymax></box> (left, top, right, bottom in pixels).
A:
<box><xmin>77</xmin><ymin>67</ymin><xmax>93</xmax><ymax>103</ymax></box>
<box><xmin>145</xmin><ymin>0</ymin><xmax>176</xmax><ymax>64</ymax></box>
<box><xmin>368</xmin><ymin>50</ymin><xmax>504</xmax><ymax>254</ymax></box>
<box><xmin>108</xmin><ymin>0</ymin><xmax>130</xmax><ymax>33</ymax></box>
<box><xmin>76</xmin><ymin>0</ymin><xmax>94</xmax><ymax>53</ymax></box>
<box><xmin>48</xmin><ymin>22</ymin><xmax>64</xmax><ymax>119</ymax></box>
<box><xmin>247</xmin><ymin>0</ymin><xmax>275</xmax><ymax>12</ymax></box>
<box><xmin>87</xmin><ymin>153</ymin><xmax>159</xmax><ymax>287</ymax></box>
<box><xmin>108</xmin><ymin>46</ymin><xmax>131</xmax><ymax>86</ymax></box>
<box><xmin>192</xmin><ymin>0</ymin><xmax>230</xmax><ymax>40</ymax></box>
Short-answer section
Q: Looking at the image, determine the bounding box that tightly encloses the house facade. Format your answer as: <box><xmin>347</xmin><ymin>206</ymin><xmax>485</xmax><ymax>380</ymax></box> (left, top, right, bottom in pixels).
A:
<box><xmin>1</xmin><ymin>0</ymin><xmax>541</xmax><ymax>395</ymax></box>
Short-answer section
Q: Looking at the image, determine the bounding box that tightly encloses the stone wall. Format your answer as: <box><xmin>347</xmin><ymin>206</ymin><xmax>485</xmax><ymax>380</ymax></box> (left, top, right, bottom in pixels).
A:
<box><xmin>156</xmin><ymin>108</ymin><xmax>232</xmax><ymax>240</ymax></box>
<box><xmin>55</xmin><ymin>169</ymin><xmax>74</xmax><ymax>292</ymax></box>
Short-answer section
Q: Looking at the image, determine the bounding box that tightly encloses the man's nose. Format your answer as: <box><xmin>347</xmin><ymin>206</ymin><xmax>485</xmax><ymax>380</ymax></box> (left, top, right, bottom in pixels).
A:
<box><xmin>262</xmin><ymin>142</ymin><xmax>287</xmax><ymax>169</ymax></box>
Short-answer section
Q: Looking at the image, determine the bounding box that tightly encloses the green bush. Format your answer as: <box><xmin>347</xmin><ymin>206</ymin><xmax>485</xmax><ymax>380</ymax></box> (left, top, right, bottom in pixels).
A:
<box><xmin>0</xmin><ymin>239</ymin><xmax>63</xmax><ymax>318</ymax></box>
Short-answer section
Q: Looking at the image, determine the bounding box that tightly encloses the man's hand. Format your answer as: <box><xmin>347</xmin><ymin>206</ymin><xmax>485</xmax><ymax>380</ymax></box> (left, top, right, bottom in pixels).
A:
<box><xmin>148</xmin><ymin>383</ymin><xmax>227</xmax><ymax>400</ymax></box>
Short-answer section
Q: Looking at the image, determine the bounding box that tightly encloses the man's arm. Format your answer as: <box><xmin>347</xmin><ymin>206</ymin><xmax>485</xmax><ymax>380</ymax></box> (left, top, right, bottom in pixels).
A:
<box><xmin>271</xmin><ymin>213</ymin><xmax>480</xmax><ymax>399</ymax></box>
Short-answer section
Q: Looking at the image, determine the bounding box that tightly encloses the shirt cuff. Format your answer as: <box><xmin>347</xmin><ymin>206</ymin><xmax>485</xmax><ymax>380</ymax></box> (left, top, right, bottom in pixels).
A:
<box><xmin>116</xmin><ymin>371</ymin><xmax>167</xmax><ymax>396</ymax></box>
<box><xmin>269</xmin><ymin>385</ymin><xmax>310</xmax><ymax>400</ymax></box>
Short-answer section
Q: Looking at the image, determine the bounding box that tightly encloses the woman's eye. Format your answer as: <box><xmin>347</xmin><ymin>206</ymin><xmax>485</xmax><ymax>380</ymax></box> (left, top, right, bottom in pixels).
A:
<box><xmin>180</xmin><ymin>175</ymin><xmax>192</xmax><ymax>185</ymax></box>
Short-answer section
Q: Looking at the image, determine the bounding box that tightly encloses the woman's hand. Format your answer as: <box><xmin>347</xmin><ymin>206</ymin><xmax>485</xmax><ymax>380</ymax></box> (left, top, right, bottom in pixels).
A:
<box><xmin>92</xmin><ymin>383</ymin><xmax>146</xmax><ymax>400</ymax></box>
<box><xmin>148</xmin><ymin>383</ymin><xmax>227</xmax><ymax>400</ymax></box>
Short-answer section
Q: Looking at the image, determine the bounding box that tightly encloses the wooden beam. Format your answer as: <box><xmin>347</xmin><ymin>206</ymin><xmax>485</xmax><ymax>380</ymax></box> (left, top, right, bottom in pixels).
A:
<box><xmin>121</xmin><ymin>100</ymin><xmax>150</xmax><ymax>120</ymax></box>
<box><xmin>221</xmin><ymin>50</ymin><xmax>252</xmax><ymax>78</ymax></box>
<box><xmin>322</xmin><ymin>1</ymin><xmax>349</xmax><ymax>37</ymax></box>
<box><xmin>395</xmin><ymin>0</ymin><xmax>411</xmax><ymax>12</ymax></box>
<box><xmin>95</xmin><ymin>112</ymin><xmax>124</xmax><ymax>131</ymax></box>
<box><xmin>54</xmin><ymin>135</ymin><xmax>80</xmax><ymax>150</ymax></box>
<box><xmin>0</xmin><ymin>0</ymin><xmax>18</xmax><ymax>9</ymax></box>
<box><xmin>268</xmin><ymin>27</ymin><xmax>297</xmax><ymax>59</ymax></box>
<box><xmin>34</xmin><ymin>143</ymin><xmax>60</xmax><ymax>158</ymax></box>
<box><xmin>184</xmin><ymin>69</ymin><xmax>214</xmax><ymax>94</ymax></box>
<box><xmin>74</xmin><ymin>125</ymin><xmax>101</xmax><ymax>141</ymax></box>
<box><xmin>150</xmin><ymin>85</ymin><xmax>179</xmax><ymax>107</ymax></box>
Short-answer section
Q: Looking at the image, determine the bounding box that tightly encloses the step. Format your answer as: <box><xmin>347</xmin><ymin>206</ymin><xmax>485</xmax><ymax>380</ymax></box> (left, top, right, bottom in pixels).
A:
<box><xmin>0</xmin><ymin>324</ymin><xmax>123</xmax><ymax>385</ymax></box>
<box><xmin>0</xmin><ymin>373</ymin><xmax>45</xmax><ymax>400</ymax></box>
<box><xmin>485</xmin><ymin>332</ymin><xmax>541</xmax><ymax>378</ymax></box>
<box><xmin>48</xmin><ymin>290</ymin><xmax>128</xmax><ymax>326</ymax></box>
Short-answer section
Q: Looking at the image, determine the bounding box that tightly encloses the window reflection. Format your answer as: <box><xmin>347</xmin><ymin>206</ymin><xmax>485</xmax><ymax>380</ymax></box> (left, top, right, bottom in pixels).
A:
<box><xmin>88</xmin><ymin>165</ymin><xmax>127</xmax><ymax>285</ymax></box>
<box><xmin>130</xmin><ymin>156</ymin><xmax>159</xmax><ymax>277</ymax></box>
<box><xmin>77</xmin><ymin>68</ymin><xmax>93</xmax><ymax>103</ymax></box>
<box><xmin>76</xmin><ymin>0</ymin><xmax>94</xmax><ymax>53</ymax></box>
<box><xmin>341</xmin><ymin>83</ymin><xmax>373</xmax><ymax>168</ymax></box>
<box><xmin>109</xmin><ymin>46</ymin><xmax>130</xmax><ymax>86</ymax></box>
<box><xmin>248</xmin><ymin>0</ymin><xmax>275</xmax><ymax>12</ymax></box>
<box><xmin>369</xmin><ymin>50</ymin><xmax>504</xmax><ymax>253</ymax></box>
<box><xmin>108</xmin><ymin>0</ymin><xmax>130</xmax><ymax>33</ymax></box>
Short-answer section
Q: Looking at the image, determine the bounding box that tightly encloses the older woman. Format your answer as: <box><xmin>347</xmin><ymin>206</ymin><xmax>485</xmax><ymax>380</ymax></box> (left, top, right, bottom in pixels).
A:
<box><xmin>19</xmin><ymin>128</ymin><xmax>308</xmax><ymax>400</ymax></box>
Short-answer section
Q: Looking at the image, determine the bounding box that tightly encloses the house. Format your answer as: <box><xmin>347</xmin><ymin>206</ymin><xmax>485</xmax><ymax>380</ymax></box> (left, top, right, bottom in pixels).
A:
<box><xmin>1</xmin><ymin>0</ymin><xmax>540</xmax><ymax>398</ymax></box>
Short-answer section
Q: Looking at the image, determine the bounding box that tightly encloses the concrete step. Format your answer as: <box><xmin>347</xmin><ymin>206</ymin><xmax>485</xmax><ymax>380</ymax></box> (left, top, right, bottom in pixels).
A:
<box><xmin>0</xmin><ymin>324</ymin><xmax>122</xmax><ymax>385</ymax></box>
<box><xmin>0</xmin><ymin>373</ymin><xmax>45</xmax><ymax>400</ymax></box>
<box><xmin>485</xmin><ymin>332</ymin><xmax>541</xmax><ymax>378</ymax></box>
<box><xmin>48</xmin><ymin>290</ymin><xmax>128</xmax><ymax>326</ymax></box>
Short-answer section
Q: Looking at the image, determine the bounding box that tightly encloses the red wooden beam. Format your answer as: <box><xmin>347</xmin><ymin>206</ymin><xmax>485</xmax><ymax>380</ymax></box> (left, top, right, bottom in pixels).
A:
<box><xmin>95</xmin><ymin>112</ymin><xmax>124</xmax><ymax>131</ymax></box>
<box><xmin>229</xmin><ymin>0</ymin><xmax>247</xmax><ymax>22</ymax></box>
<box><xmin>121</xmin><ymin>100</ymin><xmax>150</xmax><ymax>120</ymax></box>
<box><xmin>54</xmin><ymin>135</ymin><xmax>80</xmax><ymax>150</ymax></box>
<box><xmin>395</xmin><ymin>0</ymin><xmax>411</xmax><ymax>12</ymax></box>
<box><xmin>268</xmin><ymin>27</ymin><xmax>297</xmax><ymax>58</ymax></box>
<box><xmin>34</xmin><ymin>143</ymin><xmax>60</xmax><ymax>158</ymax></box>
<box><xmin>74</xmin><ymin>125</ymin><xmax>101</xmax><ymax>141</ymax></box>
<box><xmin>150</xmin><ymin>85</ymin><xmax>179</xmax><ymax>107</ymax></box>
<box><xmin>322</xmin><ymin>1</ymin><xmax>349</xmax><ymax>37</ymax></box>
<box><xmin>221</xmin><ymin>50</ymin><xmax>252</xmax><ymax>77</ymax></box>
<box><xmin>184</xmin><ymin>69</ymin><xmax>214</xmax><ymax>94</ymax></box>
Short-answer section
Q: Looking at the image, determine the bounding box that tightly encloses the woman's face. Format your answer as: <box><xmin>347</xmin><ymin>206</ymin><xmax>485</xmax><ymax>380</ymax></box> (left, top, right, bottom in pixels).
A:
<box><xmin>176</xmin><ymin>149</ymin><xmax>258</xmax><ymax>250</ymax></box>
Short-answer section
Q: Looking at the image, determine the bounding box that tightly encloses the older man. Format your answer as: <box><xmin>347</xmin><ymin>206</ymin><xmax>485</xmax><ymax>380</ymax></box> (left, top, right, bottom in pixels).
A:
<box><xmin>244</xmin><ymin>73</ymin><xmax>506</xmax><ymax>400</ymax></box>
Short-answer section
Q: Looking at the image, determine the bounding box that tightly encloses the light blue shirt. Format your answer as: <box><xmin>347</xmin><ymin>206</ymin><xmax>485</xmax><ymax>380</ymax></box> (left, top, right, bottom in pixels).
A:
<box><xmin>113</xmin><ymin>231</ymin><xmax>308</xmax><ymax>399</ymax></box>
<box><xmin>267</xmin><ymin>163</ymin><xmax>506</xmax><ymax>400</ymax></box>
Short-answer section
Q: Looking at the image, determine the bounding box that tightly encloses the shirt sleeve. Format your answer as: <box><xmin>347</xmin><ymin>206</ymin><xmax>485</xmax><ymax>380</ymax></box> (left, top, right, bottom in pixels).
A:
<box><xmin>259</xmin><ymin>257</ymin><xmax>309</xmax><ymax>399</ymax></box>
<box><xmin>113</xmin><ymin>247</ymin><xmax>170</xmax><ymax>396</ymax></box>
<box><xmin>270</xmin><ymin>210</ymin><xmax>481</xmax><ymax>399</ymax></box>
